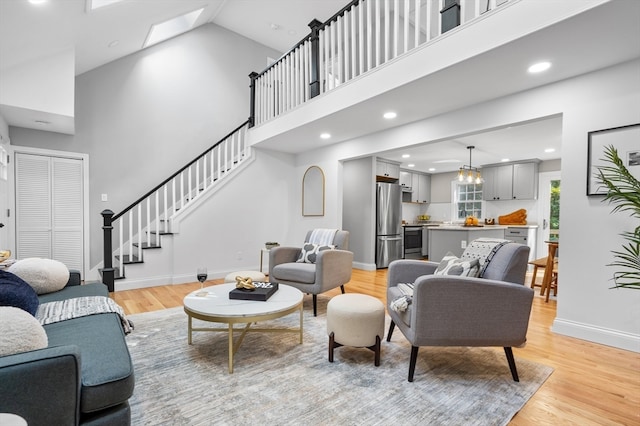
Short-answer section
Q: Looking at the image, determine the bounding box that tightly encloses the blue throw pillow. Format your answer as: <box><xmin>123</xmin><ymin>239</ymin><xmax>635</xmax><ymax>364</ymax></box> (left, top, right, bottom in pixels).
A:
<box><xmin>0</xmin><ymin>270</ymin><xmax>40</xmax><ymax>316</ymax></box>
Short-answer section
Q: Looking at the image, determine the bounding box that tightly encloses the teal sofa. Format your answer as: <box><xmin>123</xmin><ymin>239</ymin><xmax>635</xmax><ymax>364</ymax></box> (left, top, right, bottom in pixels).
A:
<box><xmin>0</xmin><ymin>272</ymin><xmax>134</xmax><ymax>425</ymax></box>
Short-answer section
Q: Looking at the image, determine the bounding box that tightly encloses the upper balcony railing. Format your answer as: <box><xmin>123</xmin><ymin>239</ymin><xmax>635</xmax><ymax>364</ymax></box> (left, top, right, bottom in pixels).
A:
<box><xmin>248</xmin><ymin>0</ymin><xmax>510</xmax><ymax>127</ymax></box>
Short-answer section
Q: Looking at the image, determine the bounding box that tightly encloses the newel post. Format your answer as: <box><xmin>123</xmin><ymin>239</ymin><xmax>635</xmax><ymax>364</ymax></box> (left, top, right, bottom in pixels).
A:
<box><xmin>101</xmin><ymin>209</ymin><xmax>115</xmax><ymax>292</ymax></box>
<box><xmin>308</xmin><ymin>19</ymin><xmax>322</xmax><ymax>98</ymax></box>
<box><xmin>248</xmin><ymin>71</ymin><xmax>258</xmax><ymax>127</ymax></box>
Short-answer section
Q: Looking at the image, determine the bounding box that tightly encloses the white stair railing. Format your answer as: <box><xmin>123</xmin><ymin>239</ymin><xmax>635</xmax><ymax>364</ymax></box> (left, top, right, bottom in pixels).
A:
<box><xmin>101</xmin><ymin>121</ymin><xmax>251</xmax><ymax>289</ymax></box>
<box><xmin>250</xmin><ymin>0</ymin><xmax>511</xmax><ymax>127</ymax></box>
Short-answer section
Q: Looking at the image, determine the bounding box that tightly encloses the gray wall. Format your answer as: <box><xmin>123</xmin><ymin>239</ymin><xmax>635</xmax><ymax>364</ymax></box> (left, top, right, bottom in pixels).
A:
<box><xmin>430</xmin><ymin>171</ymin><xmax>457</xmax><ymax>203</ymax></box>
<box><xmin>342</xmin><ymin>157</ymin><xmax>376</xmax><ymax>267</ymax></box>
<box><xmin>539</xmin><ymin>158</ymin><xmax>561</xmax><ymax>173</ymax></box>
<box><xmin>9</xmin><ymin>23</ymin><xmax>281</xmax><ymax>268</ymax></box>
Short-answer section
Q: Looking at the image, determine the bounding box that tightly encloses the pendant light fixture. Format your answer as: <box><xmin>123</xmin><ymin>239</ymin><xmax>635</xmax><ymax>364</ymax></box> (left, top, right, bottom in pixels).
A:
<box><xmin>458</xmin><ymin>146</ymin><xmax>484</xmax><ymax>184</ymax></box>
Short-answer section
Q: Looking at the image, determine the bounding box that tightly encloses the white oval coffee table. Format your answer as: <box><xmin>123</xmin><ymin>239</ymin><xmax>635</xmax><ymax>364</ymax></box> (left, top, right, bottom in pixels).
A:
<box><xmin>183</xmin><ymin>283</ymin><xmax>303</xmax><ymax>373</ymax></box>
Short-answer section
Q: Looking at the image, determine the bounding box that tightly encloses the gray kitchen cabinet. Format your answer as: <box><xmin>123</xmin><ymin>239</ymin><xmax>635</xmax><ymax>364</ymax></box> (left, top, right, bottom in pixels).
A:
<box><xmin>482</xmin><ymin>165</ymin><xmax>513</xmax><ymax>200</ymax></box>
<box><xmin>482</xmin><ymin>161</ymin><xmax>539</xmax><ymax>201</ymax></box>
<box><xmin>512</xmin><ymin>162</ymin><xmax>538</xmax><ymax>199</ymax></box>
<box><xmin>399</xmin><ymin>171</ymin><xmax>412</xmax><ymax>189</ymax></box>
<box><xmin>417</xmin><ymin>173</ymin><xmax>431</xmax><ymax>203</ymax></box>
<box><xmin>376</xmin><ymin>159</ymin><xmax>400</xmax><ymax>179</ymax></box>
<box><xmin>410</xmin><ymin>172</ymin><xmax>431</xmax><ymax>203</ymax></box>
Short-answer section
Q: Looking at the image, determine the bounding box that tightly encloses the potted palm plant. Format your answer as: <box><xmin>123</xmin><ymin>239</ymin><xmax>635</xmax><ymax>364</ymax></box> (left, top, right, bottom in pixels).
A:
<box><xmin>596</xmin><ymin>145</ymin><xmax>640</xmax><ymax>289</ymax></box>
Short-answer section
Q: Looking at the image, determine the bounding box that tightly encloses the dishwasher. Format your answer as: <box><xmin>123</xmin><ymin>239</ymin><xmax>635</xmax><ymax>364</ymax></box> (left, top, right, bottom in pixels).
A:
<box><xmin>505</xmin><ymin>227</ymin><xmax>536</xmax><ymax>261</ymax></box>
<box><xmin>505</xmin><ymin>227</ymin><xmax>528</xmax><ymax>245</ymax></box>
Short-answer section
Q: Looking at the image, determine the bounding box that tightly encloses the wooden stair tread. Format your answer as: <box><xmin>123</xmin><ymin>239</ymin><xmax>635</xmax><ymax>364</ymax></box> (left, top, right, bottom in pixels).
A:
<box><xmin>133</xmin><ymin>242</ymin><xmax>161</xmax><ymax>249</ymax></box>
<box><xmin>115</xmin><ymin>254</ymin><xmax>143</xmax><ymax>264</ymax></box>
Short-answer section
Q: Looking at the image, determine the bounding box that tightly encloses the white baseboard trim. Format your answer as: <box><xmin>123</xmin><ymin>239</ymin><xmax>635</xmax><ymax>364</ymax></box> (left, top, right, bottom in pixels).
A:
<box><xmin>552</xmin><ymin>318</ymin><xmax>640</xmax><ymax>353</ymax></box>
<box><xmin>113</xmin><ymin>267</ymin><xmax>264</xmax><ymax>291</ymax></box>
<box><xmin>353</xmin><ymin>261</ymin><xmax>377</xmax><ymax>271</ymax></box>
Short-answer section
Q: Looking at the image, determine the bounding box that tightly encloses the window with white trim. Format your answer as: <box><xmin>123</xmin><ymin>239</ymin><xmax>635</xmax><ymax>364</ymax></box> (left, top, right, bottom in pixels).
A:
<box><xmin>453</xmin><ymin>182</ymin><xmax>483</xmax><ymax>220</ymax></box>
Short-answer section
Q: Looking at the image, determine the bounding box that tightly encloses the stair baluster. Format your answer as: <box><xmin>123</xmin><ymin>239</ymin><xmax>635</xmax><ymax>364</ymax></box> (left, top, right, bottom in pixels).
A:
<box><xmin>101</xmin><ymin>121</ymin><xmax>250</xmax><ymax>289</ymax></box>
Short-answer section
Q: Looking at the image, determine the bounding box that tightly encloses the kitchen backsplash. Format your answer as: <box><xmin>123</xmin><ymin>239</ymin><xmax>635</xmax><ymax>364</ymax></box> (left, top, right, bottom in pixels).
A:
<box><xmin>403</xmin><ymin>200</ymin><xmax>539</xmax><ymax>224</ymax></box>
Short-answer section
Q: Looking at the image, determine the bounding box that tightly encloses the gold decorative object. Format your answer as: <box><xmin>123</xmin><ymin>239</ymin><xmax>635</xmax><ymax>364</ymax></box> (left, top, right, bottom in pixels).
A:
<box><xmin>235</xmin><ymin>276</ymin><xmax>256</xmax><ymax>291</ymax></box>
<box><xmin>0</xmin><ymin>250</ymin><xmax>11</xmax><ymax>262</ymax></box>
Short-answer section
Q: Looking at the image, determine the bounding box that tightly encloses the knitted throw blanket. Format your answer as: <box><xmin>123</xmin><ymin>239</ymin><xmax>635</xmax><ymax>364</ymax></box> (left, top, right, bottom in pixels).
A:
<box><xmin>390</xmin><ymin>283</ymin><xmax>414</xmax><ymax>313</ymax></box>
<box><xmin>308</xmin><ymin>229</ymin><xmax>338</xmax><ymax>247</ymax></box>
<box><xmin>37</xmin><ymin>296</ymin><xmax>133</xmax><ymax>334</ymax></box>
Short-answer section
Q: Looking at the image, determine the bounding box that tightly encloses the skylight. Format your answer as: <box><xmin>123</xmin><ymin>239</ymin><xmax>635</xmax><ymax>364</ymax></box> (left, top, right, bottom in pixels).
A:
<box><xmin>87</xmin><ymin>0</ymin><xmax>125</xmax><ymax>11</ymax></box>
<box><xmin>143</xmin><ymin>8</ymin><xmax>204</xmax><ymax>48</ymax></box>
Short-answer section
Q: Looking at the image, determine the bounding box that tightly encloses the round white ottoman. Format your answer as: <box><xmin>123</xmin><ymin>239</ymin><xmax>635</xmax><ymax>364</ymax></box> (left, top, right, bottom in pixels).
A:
<box><xmin>224</xmin><ymin>270</ymin><xmax>266</xmax><ymax>283</ymax></box>
<box><xmin>327</xmin><ymin>293</ymin><xmax>385</xmax><ymax>366</ymax></box>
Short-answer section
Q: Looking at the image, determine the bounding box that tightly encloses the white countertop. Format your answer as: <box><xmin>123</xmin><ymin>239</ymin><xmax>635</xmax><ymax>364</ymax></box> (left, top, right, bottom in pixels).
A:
<box><xmin>427</xmin><ymin>224</ymin><xmax>538</xmax><ymax>230</ymax></box>
<box><xmin>432</xmin><ymin>225</ymin><xmax>508</xmax><ymax>230</ymax></box>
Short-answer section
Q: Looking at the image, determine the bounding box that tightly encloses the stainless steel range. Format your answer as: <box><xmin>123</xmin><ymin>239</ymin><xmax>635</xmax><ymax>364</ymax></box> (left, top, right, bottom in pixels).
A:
<box><xmin>403</xmin><ymin>225</ymin><xmax>423</xmax><ymax>259</ymax></box>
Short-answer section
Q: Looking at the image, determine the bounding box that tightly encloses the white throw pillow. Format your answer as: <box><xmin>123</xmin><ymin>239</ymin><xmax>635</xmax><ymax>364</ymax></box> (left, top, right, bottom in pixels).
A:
<box><xmin>296</xmin><ymin>243</ymin><xmax>335</xmax><ymax>264</ymax></box>
<box><xmin>8</xmin><ymin>258</ymin><xmax>70</xmax><ymax>295</ymax></box>
<box><xmin>0</xmin><ymin>306</ymin><xmax>48</xmax><ymax>356</ymax></box>
<box><xmin>434</xmin><ymin>252</ymin><xmax>480</xmax><ymax>277</ymax></box>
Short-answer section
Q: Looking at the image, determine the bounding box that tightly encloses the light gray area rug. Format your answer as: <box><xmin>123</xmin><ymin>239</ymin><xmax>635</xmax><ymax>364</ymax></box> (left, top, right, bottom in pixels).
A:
<box><xmin>126</xmin><ymin>297</ymin><xmax>552</xmax><ymax>426</ymax></box>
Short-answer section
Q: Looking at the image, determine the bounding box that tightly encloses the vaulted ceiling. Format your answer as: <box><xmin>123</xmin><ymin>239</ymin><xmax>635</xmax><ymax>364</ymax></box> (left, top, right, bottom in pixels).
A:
<box><xmin>1</xmin><ymin>0</ymin><xmax>639</xmax><ymax>173</ymax></box>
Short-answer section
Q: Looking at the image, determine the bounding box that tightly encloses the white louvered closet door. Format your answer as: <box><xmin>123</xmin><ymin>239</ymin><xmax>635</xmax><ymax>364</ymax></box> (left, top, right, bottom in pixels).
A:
<box><xmin>15</xmin><ymin>153</ymin><xmax>84</xmax><ymax>273</ymax></box>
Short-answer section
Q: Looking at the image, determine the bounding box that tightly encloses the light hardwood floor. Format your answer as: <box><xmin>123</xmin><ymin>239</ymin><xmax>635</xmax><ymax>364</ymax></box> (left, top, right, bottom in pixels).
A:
<box><xmin>112</xmin><ymin>269</ymin><xmax>640</xmax><ymax>425</ymax></box>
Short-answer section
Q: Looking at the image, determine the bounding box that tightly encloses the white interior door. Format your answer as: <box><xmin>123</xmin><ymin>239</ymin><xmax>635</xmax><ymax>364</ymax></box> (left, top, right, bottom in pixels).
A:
<box><xmin>15</xmin><ymin>153</ymin><xmax>84</xmax><ymax>272</ymax></box>
<box><xmin>536</xmin><ymin>171</ymin><xmax>561</xmax><ymax>259</ymax></box>
<box><xmin>0</xmin><ymin>145</ymin><xmax>9</xmax><ymax>250</ymax></box>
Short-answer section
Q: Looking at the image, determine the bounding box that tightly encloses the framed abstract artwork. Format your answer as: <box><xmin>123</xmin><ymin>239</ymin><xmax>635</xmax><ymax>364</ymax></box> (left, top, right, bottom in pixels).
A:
<box><xmin>586</xmin><ymin>123</ymin><xmax>640</xmax><ymax>196</ymax></box>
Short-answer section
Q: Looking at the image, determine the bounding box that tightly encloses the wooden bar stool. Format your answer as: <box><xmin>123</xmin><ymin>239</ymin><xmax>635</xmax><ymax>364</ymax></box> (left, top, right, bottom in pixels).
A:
<box><xmin>529</xmin><ymin>257</ymin><xmax>558</xmax><ymax>293</ymax></box>
<box><xmin>540</xmin><ymin>241</ymin><xmax>559</xmax><ymax>303</ymax></box>
<box><xmin>528</xmin><ymin>257</ymin><xmax>549</xmax><ymax>291</ymax></box>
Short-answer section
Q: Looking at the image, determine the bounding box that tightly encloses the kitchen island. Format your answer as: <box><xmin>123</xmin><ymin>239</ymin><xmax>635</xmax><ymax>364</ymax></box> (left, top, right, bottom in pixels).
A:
<box><xmin>428</xmin><ymin>225</ymin><xmax>508</xmax><ymax>262</ymax></box>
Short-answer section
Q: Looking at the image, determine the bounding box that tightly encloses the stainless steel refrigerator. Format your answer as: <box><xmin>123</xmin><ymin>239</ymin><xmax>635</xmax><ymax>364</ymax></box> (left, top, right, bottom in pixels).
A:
<box><xmin>376</xmin><ymin>182</ymin><xmax>402</xmax><ymax>268</ymax></box>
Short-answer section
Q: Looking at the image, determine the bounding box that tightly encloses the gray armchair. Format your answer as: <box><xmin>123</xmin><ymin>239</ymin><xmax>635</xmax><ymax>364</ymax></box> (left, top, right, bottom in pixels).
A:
<box><xmin>386</xmin><ymin>242</ymin><xmax>533</xmax><ymax>382</ymax></box>
<box><xmin>269</xmin><ymin>230</ymin><xmax>353</xmax><ymax>316</ymax></box>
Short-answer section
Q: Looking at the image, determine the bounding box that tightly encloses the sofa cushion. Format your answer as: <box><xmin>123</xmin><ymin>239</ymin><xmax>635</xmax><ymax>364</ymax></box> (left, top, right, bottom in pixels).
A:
<box><xmin>9</xmin><ymin>258</ymin><xmax>70</xmax><ymax>295</ymax></box>
<box><xmin>0</xmin><ymin>270</ymin><xmax>39</xmax><ymax>315</ymax></box>
<box><xmin>272</xmin><ymin>262</ymin><xmax>316</xmax><ymax>284</ymax></box>
<box><xmin>38</xmin><ymin>281</ymin><xmax>108</xmax><ymax>304</ymax></box>
<box><xmin>0</xmin><ymin>306</ymin><xmax>48</xmax><ymax>356</ymax></box>
<box><xmin>296</xmin><ymin>243</ymin><xmax>335</xmax><ymax>264</ymax></box>
<box><xmin>44</xmin><ymin>313</ymin><xmax>134</xmax><ymax>414</ymax></box>
<box><xmin>434</xmin><ymin>252</ymin><xmax>480</xmax><ymax>277</ymax></box>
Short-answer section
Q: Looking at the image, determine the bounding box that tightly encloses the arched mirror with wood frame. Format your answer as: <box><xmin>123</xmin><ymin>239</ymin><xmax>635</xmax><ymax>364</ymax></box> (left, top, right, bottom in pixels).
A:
<box><xmin>302</xmin><ymin>166</ymin><xmax>325</xmax><ymax>216</ymax></box>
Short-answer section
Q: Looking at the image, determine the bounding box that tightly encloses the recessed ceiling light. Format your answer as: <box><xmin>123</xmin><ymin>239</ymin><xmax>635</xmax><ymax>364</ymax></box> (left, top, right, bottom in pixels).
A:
<box><xmin>402</xmin><ymin>154</ymin><xmax>410</xmax><ymax>158</ymax></box>
<box><xmin>545</xmin><ymin>148</ymin><xmax>555</xmax><ymax>153</ymax></box>
<box><xmin>28</xmin><ymin>0</ymin><xmax>48</xmax><ymax>4</ymax></box>
<box><xmin>501</xmin><ymin>158</ymin><xmax>510</xmax><ymax>162</ymax></box>
<box><xmin>320</xmin><ymin>133</ymin><xmax>331</xmax><ymax>139</ymax></box>
<box><xmin>428</xmin><ymin>168</ymin><xmax>436</xmax><ymax>172</ymax></box>
<box><xmin>383</xmin><ymin>111</ymin><xmax>397</xmax><ymax>119</ymax></box>
<box><xmin>528</xmin><ymin>61</ymin><xmax>551</xmax><ymax>73</ymax></box>
<box><xmin>407</xmin><ymin>164</ymin><xmax>415</xmax><ymax>168</ymax></box>
<box><xmin>143</xmin><ymin>8</ymin><xmax>204</xmax><ymax>48</ymax></box>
